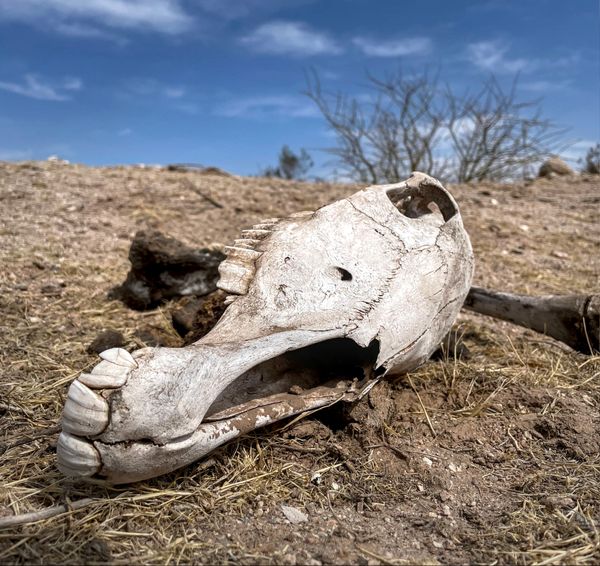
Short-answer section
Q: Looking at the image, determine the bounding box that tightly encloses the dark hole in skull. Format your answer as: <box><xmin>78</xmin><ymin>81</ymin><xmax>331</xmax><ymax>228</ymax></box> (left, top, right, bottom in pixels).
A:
<box><xmin>388</xmin><ymin>194</ymin><xmax>444</xmax><ymax>220</ymax></box>
<box><xmin>335</xmin><ymin>267</ymin><xmax>353</xmax><ymax>281</ymax></box>
<box><xmin>205</xmin><ymin>338</ymin><xmax>380</xmax><ymax>418</ymax></box>
<box><xmin>386</xmin><ymin>184</ymin><xmax>457</xmax><ymax>222</ymax></box>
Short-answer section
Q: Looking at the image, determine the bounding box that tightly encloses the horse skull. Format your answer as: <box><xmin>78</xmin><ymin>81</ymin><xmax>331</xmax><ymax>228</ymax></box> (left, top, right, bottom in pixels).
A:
<box><xmin>57</xmin><ymin>172</ymin><xmax>474</xmax><ymax>483</ymax></box>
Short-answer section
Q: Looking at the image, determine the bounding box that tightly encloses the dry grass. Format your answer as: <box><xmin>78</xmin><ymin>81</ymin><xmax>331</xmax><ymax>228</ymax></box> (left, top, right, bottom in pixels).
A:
<box><xmin>0</xmin><ymin>161</ymin><xmax>599</xmax><ymax>564</ymax></box>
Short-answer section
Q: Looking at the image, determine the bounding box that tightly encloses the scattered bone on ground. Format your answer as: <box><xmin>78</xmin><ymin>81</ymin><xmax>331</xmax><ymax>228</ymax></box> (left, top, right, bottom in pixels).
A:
<box><xmin>0</xmin><ymin>161</ymin><xmax>599</xmax><ymax>564</ymax></box>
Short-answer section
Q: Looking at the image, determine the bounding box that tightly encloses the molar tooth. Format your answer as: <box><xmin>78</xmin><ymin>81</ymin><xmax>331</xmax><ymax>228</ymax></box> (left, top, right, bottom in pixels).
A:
<box><xmin>224</xmin><ymin>246</ymin><xmax>262</xmax><ymax>264</ymax></box>
<box><xmin>233</xmin><ymin>238</ymin><xmax>261</xmax><ymax>249</ymax></box>
<box><xmin>61</xmin><ymin>380</ymin><xmax>109</xmax><ymax>436</ymax></box>
<box><xmin>217</xmin><ymin>261</ymin><xmax>254</xmax><ymax>295</ymax></box>
<box><xmin>57</xmin><ymin>432</ymin><xmax>101</xmax><ymax>477</ymax></box>
<box><xmin>79</xmin><ymin>370</ymin><xmax>128</xmax><ymax>389</ymax></box>
<box><xmin>241</xmin><ymin>229</ymin><xmax>270</xmax><ymax>240</ymax></box>
<box><xmin>99</xmin><ymin>348</ymin><xmax>137</xmax><ymax>368</ymax></box>
<box><xmin>289</xmin><ymin>210</ymin><xmax>314</xmax><ymax>218</ymax></box>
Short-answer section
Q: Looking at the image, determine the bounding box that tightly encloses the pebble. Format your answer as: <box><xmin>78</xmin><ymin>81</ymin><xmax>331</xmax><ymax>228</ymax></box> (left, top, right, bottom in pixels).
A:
<box><xmin>281</xmin><ymin>504</ymin><xmax>308</xmax><ymax>524</ymax></box>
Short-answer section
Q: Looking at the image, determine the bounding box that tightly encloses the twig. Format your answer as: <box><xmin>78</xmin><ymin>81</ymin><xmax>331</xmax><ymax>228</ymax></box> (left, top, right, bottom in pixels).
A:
<box><xmin>406</xmin><ymin>375</ymin><xmax>437</xmax><ymax>437</ymax></box>
<box><xmin>182</xmin><ymin>179</ymin><xmax>223</xmax><ymax>209</ymax></box>
<box><xmin>0</xmin><ymin>498</ymin><xmax>97</xmax><ymax>529</ymax></box>
<box><xmin>0</xmin><ymin>425</ymin><xmax>61</xmax><ymax>455</ymax></box>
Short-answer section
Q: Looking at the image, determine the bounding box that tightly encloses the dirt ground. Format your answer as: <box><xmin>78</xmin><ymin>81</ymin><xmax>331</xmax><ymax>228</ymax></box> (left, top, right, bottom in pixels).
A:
<box><xmin>0</xmin><ymin>160</ymin><xmax>599</xmax><ymax>565</ymax></box>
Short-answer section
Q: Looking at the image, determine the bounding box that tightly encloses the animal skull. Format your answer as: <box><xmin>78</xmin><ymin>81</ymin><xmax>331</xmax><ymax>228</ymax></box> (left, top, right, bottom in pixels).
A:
<box><xmin>57</xmin><ymin>172</ymin><xmax>474</xmax><ymax>484</ymax></box>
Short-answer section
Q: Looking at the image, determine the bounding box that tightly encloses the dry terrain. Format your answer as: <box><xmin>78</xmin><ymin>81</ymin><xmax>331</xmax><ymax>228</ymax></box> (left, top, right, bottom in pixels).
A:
<box><xmin>0</xmin><ymin>160</ymin><xmax>599</xmax><ymax>564</ymax></box>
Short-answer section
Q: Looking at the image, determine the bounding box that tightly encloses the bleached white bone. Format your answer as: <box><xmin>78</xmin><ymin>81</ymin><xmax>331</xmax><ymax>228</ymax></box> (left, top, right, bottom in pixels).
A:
<box><xmin>57</xmin><ymin>172</ymin><xmax>474</xmax><ymax>484</ymax></box>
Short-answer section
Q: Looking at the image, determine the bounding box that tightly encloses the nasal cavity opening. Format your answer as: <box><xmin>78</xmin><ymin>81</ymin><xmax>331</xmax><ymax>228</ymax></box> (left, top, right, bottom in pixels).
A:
<box><xmin>335</xmin><ymin>267</ymin><xmax>353</xmax><ymax>281</ymax></box>
<box><xmin>386</xmin><ymin>185</ymin><xmax>457</xmax><ymax>222</ymax></box>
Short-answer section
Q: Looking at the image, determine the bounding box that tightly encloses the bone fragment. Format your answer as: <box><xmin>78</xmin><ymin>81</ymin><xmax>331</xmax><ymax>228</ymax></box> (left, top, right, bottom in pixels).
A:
<box><xmin>464</xmin><ymin>287</ymin><xmax>599</xmax><ymax>354</ymax></box>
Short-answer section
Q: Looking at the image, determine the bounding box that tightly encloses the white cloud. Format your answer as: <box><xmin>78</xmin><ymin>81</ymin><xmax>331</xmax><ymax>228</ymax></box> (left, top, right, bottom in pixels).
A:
<box><xmin>215</xmin><ymin>95</ymin><xmax>319</xmax><ymax>119</ymax></box>
<box><xmin>0</xmin><ymin>74</ymin><xmax>83</xmax><ymax>101</ymax></box>
<box><xmin>240</xmin><ymin>21</ymin><xmax>342</xmax><ymax>56</ymax></box>
<box><xmin>0</xmin><ymin>0</ymin><xmax>193</xmax><ymax>37</ymax></box>
<box><xmin>467</xmin><ymin>40</ymin><xmax>531</xmax><ymax>73</ymax></box>
<box><xmin>53</xmin><ymin>21</ymin><xmax>127</xmax><ymax>43</ymax></box>
<box><xmin>118</xmin><ymin>128</ymin><xmax>133</xmax><ymax>136</ymax></box>
<box><xmin>123</xmin><ymin>78</ymin><xmax>186</xmax><ymax>99</ymax></box>
<box><xmin>164</xmin><ymin>86</ymin><xmax>186</xmax><ymax>98</ymax></box>
<box><xmin>353</xmin><ymin>36</ymin><xmax>432</xmax><ymax>57</ymax></box>
<box><xmin>561</xmin><ymin>139</ymin><xmax>599</xmax><ymax>163</ymax></box>
<box><xmin>521</xmin><ymin>79</ymin><xmax>572</xmax><ymax>92</ymax></box>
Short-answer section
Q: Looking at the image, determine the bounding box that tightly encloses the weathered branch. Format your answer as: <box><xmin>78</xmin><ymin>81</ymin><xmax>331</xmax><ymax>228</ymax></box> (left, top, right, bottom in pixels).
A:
<box><xmin>464</xmin><ymin>287</ymin><xmax>599</xmax><ymax>354</ymax></box>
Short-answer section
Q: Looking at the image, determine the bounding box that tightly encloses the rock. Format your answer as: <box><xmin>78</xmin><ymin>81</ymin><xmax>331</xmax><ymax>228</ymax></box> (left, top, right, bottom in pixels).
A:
<box><xmin>87</xmin><ymin>329</ymin><xmax>126</xmax><ymax>354</ymax></box>
<box><xmin>281</xmin><ymin>505</ymin><xmax>308</xmax><ymax>524</ymax></box>
<box><xmin>538</xmin><ymin>157</ymin><xmax>574</xmax><ymax>178</ymax></box>
<box><xmin>134</xmin><ymin>326</ymin><xmax>181</xmax><ymax>348</ymax></box>
<box><xmin>109</xmin><ymin>230</ymin><xmax>225</xmax><ymax>310</ymax></box>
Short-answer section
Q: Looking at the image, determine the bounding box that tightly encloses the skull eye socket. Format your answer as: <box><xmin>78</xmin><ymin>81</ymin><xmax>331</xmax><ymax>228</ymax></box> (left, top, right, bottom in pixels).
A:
<box><xmin>335</xmin><ymin>267</ymin><xmax>353</xmax><ymax>281</ymax></box>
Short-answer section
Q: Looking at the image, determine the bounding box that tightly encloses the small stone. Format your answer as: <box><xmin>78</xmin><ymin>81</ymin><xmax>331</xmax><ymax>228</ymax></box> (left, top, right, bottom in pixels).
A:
<box><xmin>442</xmin><ymin>504</ymin><xmax>452</xmax><ymax>517</ymax></box>
<box><xmin>87</xmin><ymin>329</ymin><xmax>126</xmax><ymax>354</ymax></box>
<box><xmin>551</xmin><ymin>250</ymin><xmax>569</xmax><ymax>259</ymax></box>
<box><xmin>538</xmin><ymin>157</ymin><xmax>574</xmax><ymax>177</ymax></box>
<box><xmin>281</xmin><ymin>504</ymin><xmax>308</xmax><ymax>524</ymax></box>
<box><xmin>448</xmin><ymin>462</ymin><xmax>460</xmax><ymax>473</ymax></box>
<box><xmin>331</xmin><ymin>481</ymin><xmax>340</xmax><ymax>491</ymax></box>
<box><xmin>422</xmin><ymin>457</ymin><xmax>433</xmax><ymax>467</ymax></box>
<box><xmin>490</xmin><ymin>198</ymin><xmax>499</xmax><ymax>206</ymax></box>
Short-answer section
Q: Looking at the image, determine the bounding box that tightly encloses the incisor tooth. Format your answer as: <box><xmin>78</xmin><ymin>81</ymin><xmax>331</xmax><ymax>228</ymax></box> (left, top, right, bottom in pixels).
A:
<box><xmin>91</xmin><ymin>359</ymin><xmax>129</xmax><ymax>379</ymax></box>
<box><xmin>224</xmin><ymin>295</ymin><xmax>237</xmax><ymax>305</ymax></box>
<box><xmin>57</xmin><ymin>432</ymin><xmax>101</xmax><ymax>477</ymax></box>
<box><xmin>79</xmin><ymin>370</ymin><xmax>127</xmax><ymax>389</ymax></box>
<box><xmin>99</xmin><ymin>348</ymin><xmax>137</xmax><ymax>368</ymax></box>
<box><xmin>62</xmin><ymin>380</ymin><xmax>109</xmax><ymax>436</ymax></box>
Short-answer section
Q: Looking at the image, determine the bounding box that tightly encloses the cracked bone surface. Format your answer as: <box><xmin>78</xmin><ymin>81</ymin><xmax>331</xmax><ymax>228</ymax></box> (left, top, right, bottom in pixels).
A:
<box><xmin>57</xmin><ymin>172</ymin><xmax>474</xmax><ymax>484</ymax></box>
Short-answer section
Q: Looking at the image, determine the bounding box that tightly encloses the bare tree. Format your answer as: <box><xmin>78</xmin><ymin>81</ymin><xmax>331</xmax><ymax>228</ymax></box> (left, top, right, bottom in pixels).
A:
<box><xmin>305</xmin><ymin>69</ymin><xmax>448</xmax><ymax>183</ymax></box>
<box><xmin>306</xmin><ymin>69</ymin><xmax>565</xmax><ymax>184</ymax></box>
<box><xmin>445</xmin><ymin>77</ymin><xmax>566</xmax><ymax>182</ymax></box>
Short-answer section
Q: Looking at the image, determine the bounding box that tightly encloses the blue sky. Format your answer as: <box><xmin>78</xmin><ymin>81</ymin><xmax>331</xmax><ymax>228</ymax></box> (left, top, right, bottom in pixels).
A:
<box><xmin>0</xmin><ymin>0</ymin><xmax>598</xmax><ymax>177</ymax></box>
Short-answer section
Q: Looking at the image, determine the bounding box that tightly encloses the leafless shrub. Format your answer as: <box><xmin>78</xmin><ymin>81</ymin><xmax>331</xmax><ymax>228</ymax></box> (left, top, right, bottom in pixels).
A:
<box><xmin>305</xmin><ymin>69</ymin><xmax>566</xmax><ymax>183</ymax></box>
<box><xmin>581</xmin><ymin>143</ymin><xmax>600</xmax><ymax>174</ymax></box>
<box><xmin>263</xmin><ymin>145</ymin><xmax>313</xmax><ymax>180</ymax></box>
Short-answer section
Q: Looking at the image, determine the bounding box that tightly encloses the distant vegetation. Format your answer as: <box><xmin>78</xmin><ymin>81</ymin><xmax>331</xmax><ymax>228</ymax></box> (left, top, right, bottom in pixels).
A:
<box><xmin>582</xmin><ymin>143</ymin><xmax>600</xmax><ymax>174</ymax></box>
<box><xmin>263</xmin><ymin>145</ymin><xmax>314</xmax><ymax>180</ymax></box>
<box><xmin>304</xmin><ymin>69</ymin><xmax>567</xmax><ymax>184</ymax></box>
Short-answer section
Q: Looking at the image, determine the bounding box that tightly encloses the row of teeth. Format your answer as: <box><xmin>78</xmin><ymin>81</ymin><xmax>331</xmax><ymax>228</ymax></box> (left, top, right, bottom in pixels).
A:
<box><xmin>217</xmin><ymin>218</ymin><xmax>279</xmax><ymax>298</ymax></box>
<box><xmin>57</xmin><ymin>348</ymin><xmax>137</xmax><ymax>478</ymax></box>
<box><xmin>219</xmin><ymin>212</ymin><xmax>314</xmax><ymax>303</ymax></box>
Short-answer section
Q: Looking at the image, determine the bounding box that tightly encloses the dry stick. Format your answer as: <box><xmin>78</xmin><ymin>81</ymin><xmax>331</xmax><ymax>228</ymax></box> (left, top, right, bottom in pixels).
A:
<box><xmin>463</xmin><ymin>287</ymin><xmax>600</xmax><ymax>355</ymax></box>
<box><xmin>182</xmin><ymin>179</ymin><xmax>223</xmax><ymax>209</ymax></box>
<box><xmin>0</xmin><ymin>498</ymin><xmax>97</xmax><ymax>529</ymax></box>
<box><xmin>406</xmin><ymin>375</ymin><xmax>436</xmax><ymax>437</ymax></box>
